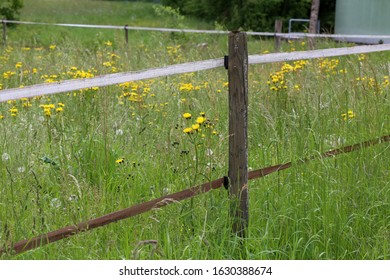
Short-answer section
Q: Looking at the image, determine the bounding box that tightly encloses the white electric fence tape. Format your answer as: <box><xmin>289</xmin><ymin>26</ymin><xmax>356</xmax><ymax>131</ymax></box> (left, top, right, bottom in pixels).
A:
<box><xmin>2</xmin><ymin>20</ymin><xmax>390</xmax><ymax>103</ymax></box>
<box><xmin>249</xmin><ymin>43</ymin><xmax>390</xmax><ymax>64</ymax></box>
<box><xmin>4</xmin><ymin>20</ymin><xmax>390</xmax><ymax>39</ymax></box>
<box><xmin>2</xmin><ymin>44</ymin><xmax>390</xmax><ymax>103</ymax></box>
<box><xmin>0</xmin><ymin>59</ymin><xmax>225</xmax><ymax>102</ymax></box>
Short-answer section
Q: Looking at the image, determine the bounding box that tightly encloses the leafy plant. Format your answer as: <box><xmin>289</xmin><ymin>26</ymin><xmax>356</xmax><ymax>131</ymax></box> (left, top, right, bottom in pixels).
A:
<box><xmin>0</xmin><ymin>0</ymin><xmax>23</xmax><ymax>20</ymax></box>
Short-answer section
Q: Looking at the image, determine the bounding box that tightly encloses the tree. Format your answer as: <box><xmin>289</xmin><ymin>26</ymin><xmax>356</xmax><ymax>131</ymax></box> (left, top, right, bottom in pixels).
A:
<box><xmin>309</xmin><ymin>0</ymin><xmax>320</xmax><ymax>49</ymax></box>
<box><xmin>162</xmin><ymin>0</ymin><xmax>336</xmax><ymax>33</ymax></box>
<box><xmin>0</xmin><ymin>0</ymin><xmax>23</xmax><ymax>20</ymax></box>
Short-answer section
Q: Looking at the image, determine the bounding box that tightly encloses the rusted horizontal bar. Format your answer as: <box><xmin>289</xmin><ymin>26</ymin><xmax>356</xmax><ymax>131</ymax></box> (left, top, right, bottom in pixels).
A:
<box><xmin>1</xmin><ymin>134</ymin><xmax>389</xmax><ymax>257</ymax></box>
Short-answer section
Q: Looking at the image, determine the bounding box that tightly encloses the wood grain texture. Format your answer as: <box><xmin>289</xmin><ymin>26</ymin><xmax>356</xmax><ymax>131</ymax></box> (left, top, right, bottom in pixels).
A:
<box><xmin>228</xmin><ymin>32</ymin><xmax>249</xmax><ymax>238</ymax></box>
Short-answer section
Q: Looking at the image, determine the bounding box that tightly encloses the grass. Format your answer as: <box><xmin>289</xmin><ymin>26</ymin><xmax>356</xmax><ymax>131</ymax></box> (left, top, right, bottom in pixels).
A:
<box><xmin>0</xmin><ymin>0</ymin><xmax>389</xmax><ymax>260</ymax></box>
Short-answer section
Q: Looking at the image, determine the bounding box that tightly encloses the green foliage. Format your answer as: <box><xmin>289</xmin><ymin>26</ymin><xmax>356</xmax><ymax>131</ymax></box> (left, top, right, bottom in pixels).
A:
<box><xmin>162</xmin><ymin>0</ymin><xmax>336</xmax><ymax>32</ymax></box>
<box><xmin>0</xmin><ymin>0</ymin><xmax>23</xmax><ymax>20</ymax></box>
<box><xmin>153</xmin><ymin>4</ymin><xmax>186</xmax><ymax>28</ymax></box>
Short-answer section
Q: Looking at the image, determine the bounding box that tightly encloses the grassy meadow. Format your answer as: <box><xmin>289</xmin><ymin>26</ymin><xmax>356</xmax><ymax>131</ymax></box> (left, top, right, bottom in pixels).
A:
<box><xmin>0</xmin><ymin>0</ymin><xmax>389</xmax><ymax>260</ymax></box>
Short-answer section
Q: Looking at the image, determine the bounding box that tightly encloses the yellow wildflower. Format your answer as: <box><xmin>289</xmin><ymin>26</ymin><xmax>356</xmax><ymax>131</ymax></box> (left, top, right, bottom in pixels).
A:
<box><xmin>22</xmin><ymin>102</ymin><xmax>32</xmax><ymax>108</ymax></box>
<box><xmin>196</xmin><ymin>116</ymin><xmax>206</xmax><ymax>125</ymax></box>
<box><xmin>9</xmin><ymin>107</ymin><xmax>18</xmax><ymax>117</ymax></box>
<box><xmin>44</xmin><ymin>108</ymin><xmax>52</xmax><ymax>117</ymax></box>
<box><xmin>103</xmin><ymin>61</ymin><xmax>112</xmax><ymax>67</ymax></box>
<box><xmin>183</xmin><ymin>113</ymin><xmax>192</xmax><ymax>119</ymax></box>
<box><xmin>192</xmin><ymin>123</ymin><xmax>200</xmax><ymax>131</ymax></box>
<box><xmin>179</xmin><ymin>83</ymin><xmax>194</xmax><ymax>92</ymax></box>
<box><xmin>341</xmin><ymin>110</ymin><xmax>355</xmax><ymax>121</ymax></box>
<box><xmin>3</xmin><ymin>71</ymin><xmax>16</xmax><ymax>79</ymax></box>
<box><xmin>183</xmin><ymin>127</ymin><xmax>193</xmax><ymax>134</ymax></box>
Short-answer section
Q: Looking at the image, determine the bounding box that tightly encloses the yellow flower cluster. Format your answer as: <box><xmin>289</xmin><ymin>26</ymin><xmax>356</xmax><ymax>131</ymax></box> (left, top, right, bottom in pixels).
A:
<box><xmin>355</xmin><ymin>75</ymin><xmax>389</xmax><ymax>94</ymax></box>
<box><xmin>66</xmin><ymin>67</ymin><xmax>96</xmax><ymax>79</ymax></box>
<box><xmin>317</xmin><ymin>58</ymin><xmax>339</xmax><ymax>74</ymax></box>
<box><xmin>9</xmin><ymin>107</ymin><xmax>18</xmax><ymax>117</ymax></box>
<box><xmin>179</xmin><ymin>82</ymin><xmax>202</xmax><ymax>92</ymax></box>
<box><xmin>41</xmin><ymin>74</ymin><xmax>60</xmax><ymax>83</ymax></box>
<box><xmin>267</xmin><ymin>60</ymin><xmax>308</xmax><ymax>92</ymax></box>
<box><xmin>341</xmin><ymin>110</ymin><xmax>355</xmax><ymax>121</ymax></box>
<box><xmin>182</xmin><ymin>112</ymin><xmax>217</xmax><ymax>135</ymax></box>
<box><xmin>167</xmin><ymin>45</ymin><xmax>183</xmax><ymax>62</ymax></box>
<box><xmin>3</xmin><ymin>71</ymin><xmax>16</xmax><ymax>79</ymax></box>
<box><xmin>39</xmin><ymin>102</ymin><xmax>65</xmax><ymax>117</ymax></box>
<box><xmin>118</xmin><ymin>81</ymin><xmax>153</xmax><ymax>105</ymax></box>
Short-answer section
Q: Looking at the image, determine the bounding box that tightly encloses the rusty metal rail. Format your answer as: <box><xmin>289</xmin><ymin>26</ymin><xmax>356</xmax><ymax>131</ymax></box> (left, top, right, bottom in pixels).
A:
<box><xmin>1</xmin><ymin>134</ymin><xmax>389</xmax><ymax>257</ymax></box>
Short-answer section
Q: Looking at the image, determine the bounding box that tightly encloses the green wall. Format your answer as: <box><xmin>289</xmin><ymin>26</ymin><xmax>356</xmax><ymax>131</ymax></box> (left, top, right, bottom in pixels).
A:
<box><xmin>335</xmin><ymin>0</ymin><xmax>390</xmax><ymax>35</ymax></box>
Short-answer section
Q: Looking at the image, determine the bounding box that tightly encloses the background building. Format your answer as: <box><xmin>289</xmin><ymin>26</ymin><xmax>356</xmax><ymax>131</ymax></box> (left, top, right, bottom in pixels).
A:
<box><xmin>335</xmin><ymin>0</ymin><xmax>390</xmax><ymax>44</ymax></box>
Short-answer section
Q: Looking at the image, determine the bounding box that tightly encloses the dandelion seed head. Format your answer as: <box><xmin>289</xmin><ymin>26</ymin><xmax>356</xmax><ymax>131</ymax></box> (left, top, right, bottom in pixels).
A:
<box><xmin>17</xmin><ymin>166</ymin><xmax>26</xmax><ymax>173</ymax></box>
<box><xmin>50</xmin><ymin>198</ymin><xmax>62</xmax><ymax>209</ymax></box>
<box><xmin>2</xmin><ymin>153</ymin><xmax>10</xmax><ymax>161</ymax></box>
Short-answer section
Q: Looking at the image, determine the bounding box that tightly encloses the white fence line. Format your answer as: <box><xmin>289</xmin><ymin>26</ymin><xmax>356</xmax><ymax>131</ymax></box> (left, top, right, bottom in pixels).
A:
<box><xmin>0</xmin><ymin>58</ymin><xmax>224</xmax><ymax>102</ymax></box>
<box><xmin>3</xmin><ymin>19</ymin><xmax>390</xmax><ymax>39</ymax></box>
<box><xmin>249</xmin><ymin>43</ymin><xmax>390</xmax><ymax>64</ymax></box>
<box><xmin>2</xmin><ymin>19</ymin><xmax>228</xmax><ymax>35</ymax></box>
<box><xmin>1</xmin><ymin>43</ymin><xmax>390</xmax><ymax>103</ymax></box>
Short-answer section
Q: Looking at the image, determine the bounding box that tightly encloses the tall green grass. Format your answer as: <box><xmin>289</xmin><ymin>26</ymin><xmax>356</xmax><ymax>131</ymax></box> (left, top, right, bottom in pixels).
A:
<box><xmin>0</xmin><ymin>0</ymin><xmax>389</xmax><ymax>260</ymax></box>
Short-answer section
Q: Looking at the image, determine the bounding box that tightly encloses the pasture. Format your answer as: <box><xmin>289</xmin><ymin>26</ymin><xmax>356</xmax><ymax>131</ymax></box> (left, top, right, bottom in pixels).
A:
<box><xmin>0</xmin><ymin>0</ymin><xmax>389</xmax><ymax>260</ymax></box>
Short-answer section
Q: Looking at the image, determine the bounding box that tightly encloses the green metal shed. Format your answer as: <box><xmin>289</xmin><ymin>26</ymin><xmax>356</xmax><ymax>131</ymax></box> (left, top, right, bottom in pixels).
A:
<box><xmin>335</xmin><ymin>0</ymin><xmax>390</xmax><ymax>43</ymax></box>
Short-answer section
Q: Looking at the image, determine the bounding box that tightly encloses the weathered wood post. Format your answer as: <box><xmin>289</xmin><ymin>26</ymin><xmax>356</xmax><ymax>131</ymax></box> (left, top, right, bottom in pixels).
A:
<box><xmin>2</xmin><ymin>19</ymin><xmax>6</xmax><ymax>46</ymax></box>
<box><xmin>124</xmin><ymin>25</ymin><xmax>129</xmax><ymax>45</ymax></box>
<box><xmin>227</xmin><ymin>31</ymin><xmax>249</xmax><ymax>238</ymax></box>
<box><xmin>309</xmin><ymin>0</ymin><xmax>320</xmax><ymax>49</ymax></box>
<box><xmin>274</xmin><ymin>20</ymin><xmax>283</xmax><ymax>52</ymax></box>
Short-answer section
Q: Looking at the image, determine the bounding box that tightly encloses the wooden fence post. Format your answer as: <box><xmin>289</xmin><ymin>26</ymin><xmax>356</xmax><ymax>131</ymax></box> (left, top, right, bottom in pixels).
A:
<box><xmin>274</xmin><ymin>20</ymin><xmax>283</xmax><ymax>52</ymax></box>
<box><xmin>227</xmin><ymin>31</ymin><xmax>249</xmax><ymax>238</ymax></box>
<box><xmin>2</xmin><ymin>19</ymin><xmax>6</xmax><ymax>46</ymax></box>
<box><xmin>309</xmin><ymin>0</ymin><xmax>320</xmax><ymax>50</ymax></box>
<box><xmin>124</xmin><ymin>25</ymin><xmax>129</xmax><ymax>45</ymax></box>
